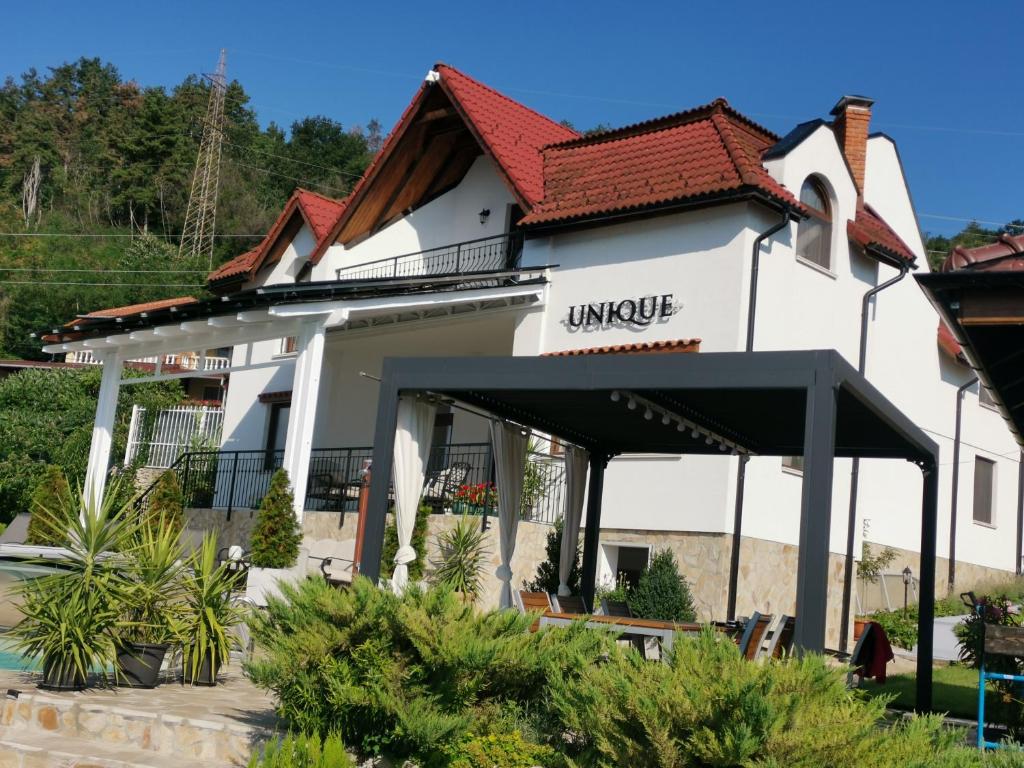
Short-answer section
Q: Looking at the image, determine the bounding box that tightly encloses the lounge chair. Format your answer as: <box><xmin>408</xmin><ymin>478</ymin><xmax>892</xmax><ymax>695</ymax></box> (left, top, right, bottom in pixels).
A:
<box><xmin>600</xmin><ymin>598</ymin><xmax>632</xmax><ymax>617</ymax></box>
<box><xmin>307</xmin><ymin>538</ymin><xmax>356</xmax><ymax>587</ymax></box>
<box><xmin>552</xmin><ymin>594</ymin><xmax>590</xmax><ymax>615</ymax></box>
<box><xmin>846</xmin><ymin>622</ymin><xmax>874</xmax><ymax>687</ymax></box>
<box><xmin>422</xmin><ymin>462</ymin><xmax>473</xmax><ymax>510</ymax></box>
<box><xmin>514</xmin><ymin>590</ymin><xmax>553</xmax><ymax>614</ymax></box>
<box><xmin>737</xmin><ymin>612</ymin><xmax>774</xmax><ymax>660</ymax></box>
<box><xmin>761</xmin><ymin>614</ymin><xmax>795</xmax><ymax>659</ymax></box>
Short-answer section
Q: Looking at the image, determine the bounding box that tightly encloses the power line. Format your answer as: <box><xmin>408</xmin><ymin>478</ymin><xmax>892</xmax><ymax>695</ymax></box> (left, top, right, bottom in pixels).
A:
<box><xmin>0</xmin><ymin>267</ymin><xmax>207</xmax><ymax>273</ymax></box>
<box><xmin>222</xmin><ymin>157</ymin><xmax>349</xmax><ymax>194</ymax></box>
<box><xmin>0</xmin><ymin>231</ymin><xmax>262</xmax><ymax>239</ymax></box>
<box><xmin>0</xmin><ymin>280</ymin><xmax>205</xmax><ymax>287</ymax></box>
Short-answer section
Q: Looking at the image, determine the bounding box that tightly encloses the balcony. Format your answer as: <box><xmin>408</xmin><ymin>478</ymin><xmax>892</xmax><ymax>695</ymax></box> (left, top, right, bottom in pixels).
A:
<box><xmin>136</xmin><ymin>440</ymin><xmax>565</xmax><ymax>526</ymax></box>
<box><xmin>335</xmin><ymin>232</ymin><xmax>524</xmax><ymax>281</ymax></box>
<box><xmin>69</xmin><ymin>350</ymin><xmax>231</xmax><ymax>372</ymax></box>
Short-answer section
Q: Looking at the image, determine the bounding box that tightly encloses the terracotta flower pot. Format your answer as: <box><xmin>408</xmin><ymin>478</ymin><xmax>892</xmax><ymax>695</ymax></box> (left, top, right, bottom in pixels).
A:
<box><xmin>853</xmin><ymin>618</ymin><xmax>869</xmax><ymax>641</ymax></box>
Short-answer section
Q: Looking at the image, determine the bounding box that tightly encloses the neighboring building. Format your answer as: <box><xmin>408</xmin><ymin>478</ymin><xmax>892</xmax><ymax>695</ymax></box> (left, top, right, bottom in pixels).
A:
<box><xmin>43</xmin><ymin>64</ymin><xmax>1020</xmax><ymax>645</ymax></box>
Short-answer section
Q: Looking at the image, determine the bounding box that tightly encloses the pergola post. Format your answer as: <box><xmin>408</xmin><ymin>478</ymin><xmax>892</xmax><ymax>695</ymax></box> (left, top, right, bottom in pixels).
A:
<box><xmin>360</xmin><ymin>378</ymin><xmax>400</xmax><ymax>582</ymax></box>
<box><xmin>84</xmin><ymin>351</ymin><xmax>124</xmax><ymax>513</ymax></box>
<box><xmin>916</xmin><ymin>460</ymin><xmax>938</xmax><ymax>712</ymax></box>
<box><xmin>794</xmin><ymin>372</ymin><xmax>837</xmax><ymax>652</ymax></box>
<box><xmin>281</xmin><ymin>319</ymin><xmax>327</xmax><ymax>522</ymax></box>
<box><xmin>580</xmin><ymin>452</ymin><xmax>609</xmax><ymax>609</ymax></box>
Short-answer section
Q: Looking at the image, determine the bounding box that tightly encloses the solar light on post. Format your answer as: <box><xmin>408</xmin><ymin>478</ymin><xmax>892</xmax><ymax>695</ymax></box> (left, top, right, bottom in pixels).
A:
<box><xmin>902</xmin><ymin>566</ymin><xmax>913</xmax><ymax>612</ymax></box>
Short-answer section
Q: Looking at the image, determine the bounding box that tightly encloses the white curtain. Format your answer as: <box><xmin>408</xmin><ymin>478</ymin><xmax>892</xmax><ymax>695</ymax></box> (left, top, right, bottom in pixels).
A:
<box><xmin>558</xmin><ymin>445</ymin><xmax>589</xmax><ymax>596</ymax></box>
<box><xmin>391</xmin><ymin>396</ymin><xmax>436</xmax><ymax>594</ymax></box>
<box><xmin>490</xmin><ymin>420</ymin><xmax>528</xmax><ymax>608</ymax></box>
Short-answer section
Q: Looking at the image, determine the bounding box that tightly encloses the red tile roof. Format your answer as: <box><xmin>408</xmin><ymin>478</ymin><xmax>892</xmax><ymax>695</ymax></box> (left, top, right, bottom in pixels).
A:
<box><xmin>941</xmin><ymin>232</ymin><xmax>1024</xmax><ymax>273</ymax></box>
<box><xmin>435</xmin><ymin>64</ymin><xmax>578</xmax><ymax>207</ymax></box>
<box><xmin>847</xmin><ymin>203</ymin><xmax>916</xmax><ymax>265</ymax></box>
<box><xmin>82</xmin><ymin>296</ymin><xmax>199</xmax><ymax>319</ymax></box>
<box><xmin>208</xmin><ymin>188</ymin><xmax>348</xmax><ymax>287</ymax></box>
<box><xmin>937</xmin><ymin>320</ymin><xmax>965</xmax><ymax>363</ymax></box>
<box><xmin>520</xmin><ymin>100</ymin><xmax>802</xmax><ymax>227</ymax></box>
<box><xmin>543</xmin><ymin>338</ymin><xmax>701</xmax><ymax>356</ymax></box>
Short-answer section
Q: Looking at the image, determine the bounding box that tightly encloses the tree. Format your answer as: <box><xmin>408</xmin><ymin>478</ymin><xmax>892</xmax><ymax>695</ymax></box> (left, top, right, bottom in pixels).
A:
<box><xmin>627</xmin><ymin>549</ymin><xmax>695</xmax><ymax>622</ymax></box>
<box><xmin>524</xmin><ymin>518</ymin><xmax>581</xmax><ymax>594</ymax></box>
<box><xmin>25</xmin><ymin>464</ymin><xmax>72</xmax><ymax>545</ymax></box>
<box><xmin>145</xmin><ymin>469</ymin><xmax>184</xmax><ymax>534</ymax></box>
<box><xmin>381</xmin><ymin>504</ymin><xmax>430</xmax><ymax>581</ymax></box>
<box><xmin>249</xmin><ymin>469</ymin><xmax>302</xmax><ymax>569</ymax></box>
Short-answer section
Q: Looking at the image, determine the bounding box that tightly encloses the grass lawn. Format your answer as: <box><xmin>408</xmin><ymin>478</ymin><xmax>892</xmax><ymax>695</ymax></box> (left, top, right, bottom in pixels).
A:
<box><xmin>862</xmin><ymin>664</ymin><xmax>984</xmax><ymax>719</ymax></box>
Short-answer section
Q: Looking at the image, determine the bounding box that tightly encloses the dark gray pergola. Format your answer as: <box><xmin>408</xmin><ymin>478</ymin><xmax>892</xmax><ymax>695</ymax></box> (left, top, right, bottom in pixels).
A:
<box><xmin>360</xmin><ymin>349</ymin><xmax>939</xmax><ymax>710</ymax></box>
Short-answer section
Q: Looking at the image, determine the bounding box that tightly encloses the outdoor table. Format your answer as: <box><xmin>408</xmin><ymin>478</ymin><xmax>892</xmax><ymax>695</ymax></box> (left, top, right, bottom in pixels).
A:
<box><xmin>537</xmin><ymin>612</ymin><xmax>703</xmax><ymax>655</ymax></box>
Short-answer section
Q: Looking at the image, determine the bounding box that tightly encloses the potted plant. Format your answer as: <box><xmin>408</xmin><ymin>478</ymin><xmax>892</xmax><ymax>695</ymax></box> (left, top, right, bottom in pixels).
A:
<box><xmin>10</xmin><ymin>484</ymin><xmax>135</xmax><ymax>690</ymax></box>
<box><xmin>180</xmin><ymin>532</ymin><xmax>245</xmax><ymax>686</ymax></box>
<box><xmin>854</xmin><ymin>541</ymin><xmax>897</xmax><ymax>640</ymax></box>
<box><xmin>245</xmin><ymin>469</ymin><xmax>304</xmax><ymax>605</ymax></box>
<box><xmin>451</xmin><ymin>482</ymin><xmax>497</xmax><ymax>516</ymax></box>
<box><xmin>115</xmin><ymin>513</ymin><xmax>185</xmax><ymax>688</ymax></box>
<box><xmin>432</xmin><ymin>515</ymin><xmax>489</xmax><ymax>603</ymax></box>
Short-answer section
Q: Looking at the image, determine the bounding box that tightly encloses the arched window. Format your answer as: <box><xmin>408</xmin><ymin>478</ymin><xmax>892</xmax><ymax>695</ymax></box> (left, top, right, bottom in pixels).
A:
<box><xmin>796</xmin><ymin>177</ymin><xmax>832</xmax><ymax>270</ymax></box>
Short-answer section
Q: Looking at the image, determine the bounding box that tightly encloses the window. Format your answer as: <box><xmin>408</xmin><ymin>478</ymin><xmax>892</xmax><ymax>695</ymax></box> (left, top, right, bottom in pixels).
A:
<box><xmin>980</xmin><ymin>386</ymin><xmax>998</xmax><ymax>410</ymax></box>
<box><xmin>615</xmin><ymin>546</ymin><xmax>650</xmax><ymax>590</ymax></box>
<box><xmin>782</xmin><ymin>455</ymin><xmax>804</xmax><ymax>474</ymax></box>
<box><xmin>973</xmin><ymin>456</ymin><xmax>996</xmax><ymax>525</ymax></box>
<box><xmin>278</xmin><ymin>336</ymin><xmax>298</xmax><ymax>356</ymax></box>
<box><xmin>795</xmin><ymin>177</ymin><xmax>832</xmax><ymax>271</ymax></box>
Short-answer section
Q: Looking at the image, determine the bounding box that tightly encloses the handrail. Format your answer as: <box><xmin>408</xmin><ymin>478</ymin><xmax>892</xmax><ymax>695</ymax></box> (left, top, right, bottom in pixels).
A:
<box><xmin>336</xmin><ymin>232</ymin><xmax>523</xmax><ymax>281</ymax></box>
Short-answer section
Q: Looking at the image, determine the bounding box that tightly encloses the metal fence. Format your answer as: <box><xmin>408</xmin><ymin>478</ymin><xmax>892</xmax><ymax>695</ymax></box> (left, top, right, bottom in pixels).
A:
<box><xmin>124</xmin><ymin>404</ymin><xmax>224</xmax><ymax>468</ymax></box>
<box><xmin>135</xmin><ymin>438</ymin><xmax>566</xmax><ymax>526</ymax></box>
<box><xmin>335</xmin><ymin>232</ymin><xmax>524</xmax><ymax>281</ymax></box>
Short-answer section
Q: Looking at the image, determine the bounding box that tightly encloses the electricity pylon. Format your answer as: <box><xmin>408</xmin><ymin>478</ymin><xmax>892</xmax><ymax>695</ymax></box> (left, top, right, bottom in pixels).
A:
<box><xmin>178</xmin><ymin>49</ymin><xmax>227</xmax><ymax>268</ymax></box>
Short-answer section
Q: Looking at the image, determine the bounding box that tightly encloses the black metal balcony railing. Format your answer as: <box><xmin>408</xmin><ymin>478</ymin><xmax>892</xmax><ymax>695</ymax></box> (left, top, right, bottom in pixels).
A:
<box><xmin>334</xmin><ymin>232</ymin><xmax>524</xmax><ymax>282</ymax></box>
<box><xmin>135</xmin><ymin>440</ymin><xmax>565</xmax><ymax>526</ymax></box>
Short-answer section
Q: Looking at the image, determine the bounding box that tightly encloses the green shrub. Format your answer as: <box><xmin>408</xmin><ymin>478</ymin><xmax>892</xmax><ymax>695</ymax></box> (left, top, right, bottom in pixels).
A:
<box><xmin>543</xmin><ymin>628</ymin><xmax>997</xmax><ymax>768</ymax></box>
<box><xmin>249</xmin><ymin>470</ymin><xmax>302</xmax><ymax>569</ymax></box>
<box><xmin>381</xmin><ymin>504</ymin><xmax>430</xmax><ymax>580</ymax></box>
<box><xmin>627</xmin><ymin>549</ymin><xmax>695</xmax><ymax>622</ymax></box>
<box><xmin>446</xmin><ymin>731</ymin><xmax>555</xmax><ymax>768</ymax></box>
<box><xmin>869</xmin><ymin>607</ymin><xmax>920</xmax><ymax>651</ymax></box>
<box><xmin>523</xmin><ymin>518</ymin><xmax>580</xmax><ymax>595</ymax></box>
<box><xmin>145</xmin><ymin>470</ymin><xmax>184</xmax><ymax>534</ymax></box>
<box><xmin>432</xmin><ymin>515</ymin><xmax>489</xmax><ymax>602</ymax></box>
<box><xmin>248</xmin><ymin>732</ymin><xmax>353</xmax><ymax>768</ymax></box>
<box><xmin>244</xmin><ymin>577</ymin><xmax>614</xmax><ymax>765</ymax></box>
<box><xmin>26</xmin><ymin>464</ymin><xmax>72</xmax><ymax>545</ymax></box>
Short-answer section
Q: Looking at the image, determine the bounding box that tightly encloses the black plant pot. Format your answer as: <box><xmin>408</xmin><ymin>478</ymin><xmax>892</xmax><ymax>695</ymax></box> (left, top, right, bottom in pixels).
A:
<box><xmin>116</xmin><ymin>643</ymin><xmax>168</xmax><ymax>688</ymax></box>
<box><xmin>40</xmin><ymin>657</ymin><xmax>86</xmax><ymax>691</ymax></box>
<box><xmin>182</xmin><ymin>649</ymin><xmax>219</xmax><ymax>686</ymax></box>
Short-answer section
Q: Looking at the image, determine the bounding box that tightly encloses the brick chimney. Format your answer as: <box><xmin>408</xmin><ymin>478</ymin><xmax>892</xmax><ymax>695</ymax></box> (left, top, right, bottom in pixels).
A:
<box><xmin>830</xmin><ymin>95</ymin><xmax>874</xmax><ymax>197</ymax></box>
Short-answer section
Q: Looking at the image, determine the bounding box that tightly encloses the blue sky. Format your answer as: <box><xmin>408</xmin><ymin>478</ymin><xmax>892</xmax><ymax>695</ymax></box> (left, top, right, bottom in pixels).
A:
<box><xmin>3</xmin><ymin>0</ymin><xmax>1022</xmax><ymax>238</ymax></box>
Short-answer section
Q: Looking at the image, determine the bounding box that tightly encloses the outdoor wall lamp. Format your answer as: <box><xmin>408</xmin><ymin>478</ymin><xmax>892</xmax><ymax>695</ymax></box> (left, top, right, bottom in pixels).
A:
<box><xmin>478</xmin><ymin>208</ymin><xmax>490</xmax><ymax>224</ymax></box>
<box><xmin>902</xmin><ymin>566</ymin><xmax>913</xmax><ymax>611</ymax></box>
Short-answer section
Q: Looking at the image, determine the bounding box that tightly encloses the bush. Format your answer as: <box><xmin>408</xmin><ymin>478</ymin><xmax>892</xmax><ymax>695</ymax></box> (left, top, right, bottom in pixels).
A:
<box><xmin>248</xmin><ymin>732</ymin><xmax>353</xmax><ymax>768</ymax></box>
<box><xmin>244</xmin><ymin>577</ymin><xmax>614</xmax><ymax>765</ymax></box>
<box><xmin>432</xmin><ymin>515</ymin><xmax>489</xmax><ymax>602</ymax></box>
<box><xmin>381</xmin><ymin>504</ymin><xmax>430</xmax><ymax>581</ymax></box>
<box><xmin>523</xmin><ymin>518</ymin><xmax>580</xmax><ymax>595</ymax></box>
<box><xmin>627</xmin><ymin>549</ymin><xmax>695</xmax><ymax>622</ymax></box>
<box><xmin>145</xmin><ymin>470</ymin><xmax>184</xmax><ymax>534</ymax></box>
<box><xmin>26</xmin><ymin>464</ymin><xmax>72</xmax><ymax>545</ymax></box>
<box><xmin>249</xmin><ymin>470</ymin><xmax>302</xmax><ymax>569</ymax></box>
<box><xmin>869</xmin><ymin>607</ymin><xmax>920</xmax><ymax>651</ymax></box>
<box><xmin>446</xmin><ymin>731</ymin><xmax>555</xmax><ymax>768</ymax></box>
<box><xmin>543</xmin><ymin>629</ymin><xmax>999</xmax><ymax>768</ymax></box>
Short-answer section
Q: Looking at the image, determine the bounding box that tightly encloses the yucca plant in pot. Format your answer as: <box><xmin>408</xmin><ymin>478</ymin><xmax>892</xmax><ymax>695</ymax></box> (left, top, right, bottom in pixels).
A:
<box><xmin>180</xmin><ymin>533</ymin><xmax>246</xmax><ymax>686</ymax></box>
<box><xmin>9</xmin><ymin>483</ymin><xmax>136</xmax><ymax>690</ymax></box>
<box><xmin>114</xmin><ymin>513</ymin><xmax>185</xmax><ymax>688</ymax></box>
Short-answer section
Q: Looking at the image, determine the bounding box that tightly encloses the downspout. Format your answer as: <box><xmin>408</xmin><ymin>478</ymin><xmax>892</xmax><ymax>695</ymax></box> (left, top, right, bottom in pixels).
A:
<box><xmin>946</xmin><ymin>376</ymin><xmax>977</xmax><ymax>590</ymax></box>
<box><xmin>838</xmin><ymin>260</ymin><xmax>909</xmax><ymax>650</ymax></box>
<box><xmin>1017</xmin><ymin>451</ymin><xmax>1024</xmax><ymax>576</ymax></box>
<box><xmin>726</xmin><ymin>206</ymin><xmax>791</xmax><ymax>621</ymax></box>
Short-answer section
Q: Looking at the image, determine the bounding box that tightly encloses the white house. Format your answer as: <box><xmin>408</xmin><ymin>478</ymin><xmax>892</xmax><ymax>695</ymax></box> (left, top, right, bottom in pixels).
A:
<box><xmin>43</xmin><ymin>64</ymin><xmax>1020</xmax><ymax>646</ymax></box>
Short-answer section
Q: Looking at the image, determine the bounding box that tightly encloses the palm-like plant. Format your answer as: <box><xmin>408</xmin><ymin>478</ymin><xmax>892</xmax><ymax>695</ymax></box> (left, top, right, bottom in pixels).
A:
<box><xmin>120</xmin><ymin>514</ymin><xmax>185</xmax><ymax>645</ymax></box>
<box><xmin>432</xmin><ymin>515</ymin><xmax>489</xmax><ymax>603</ymax></box>
<box><xmin>180</xmin><ymin>533</ymin><xmax>246</xmax><ymax>685</ymax></box>
<box><xmin>9</xmin><ymin>480</ymin><xmax>138</xmax><ymax>688</ymax></box>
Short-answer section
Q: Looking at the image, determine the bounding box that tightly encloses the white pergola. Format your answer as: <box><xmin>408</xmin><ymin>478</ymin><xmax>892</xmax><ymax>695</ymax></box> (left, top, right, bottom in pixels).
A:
<box><xmin>41</xmin><ymin>273</ymin><xmax>546</xmax><ymax>515</ymax></box>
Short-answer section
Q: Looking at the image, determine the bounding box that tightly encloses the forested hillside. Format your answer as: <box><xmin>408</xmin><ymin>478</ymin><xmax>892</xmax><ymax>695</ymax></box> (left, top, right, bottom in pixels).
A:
<box><xmin>0</xmin><ymin>57</ymin><xmax>378</xmax><ymax>359</ymax></box>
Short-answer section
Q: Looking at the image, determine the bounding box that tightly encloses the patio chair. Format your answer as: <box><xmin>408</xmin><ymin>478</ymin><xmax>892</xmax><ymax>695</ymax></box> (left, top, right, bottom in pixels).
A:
<box><xmin>760</xmin><ymin>615</ymin><xmax>795</xmax><ymax>660</ymax></box>
<box><xmin>306</xmin><ymin>471</ymin><xmax>355</xmax><ymax>509</ymax></box>
<box><xmin>514</xmin><ymin>590</ymin><xmax>554</xmax><ymax>614</ymax></box>
<box><xmin>216</xmin><ymin>544</ymin><xmax>250</xmax><ymax>578</ymax></box>
<box><xmin>600</xmin><ymin>598</ymin><xmax>633</xmax><ymax>617</ymax></box>
<box><xmin>307</xmin><ymin>538</ymin><xmax>356</xmax><ymax>587</ymax></box>
<box><xmin>737</xmin><ymin>612</ymin><xmax>774</xmax><ymax>660</ymax></box>
<box><xmin>422</xmin><ymin>461</ymin><xmax>473</xmax><ymax>510</ymax></box>
<box><xmin>552</xmin><ymin>594</ymin><xmax>590</xmax><ymax>615</ymax></box>
<box><xmin>846</xmin><ymin>622</ymin><xmax>874</xmax><ymax>687</ymax></box>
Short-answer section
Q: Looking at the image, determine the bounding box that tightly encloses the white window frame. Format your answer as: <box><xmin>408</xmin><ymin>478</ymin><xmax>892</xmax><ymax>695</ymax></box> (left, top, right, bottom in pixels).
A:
<box><xmin>972</xmin><ymin>455</ymin><xmax>997</xmax><ymax>528</ymax></box>
<box><xmin>794</xmin><ymin>176</ymin><xmax>837</xmax><ymax>277</ymax></box>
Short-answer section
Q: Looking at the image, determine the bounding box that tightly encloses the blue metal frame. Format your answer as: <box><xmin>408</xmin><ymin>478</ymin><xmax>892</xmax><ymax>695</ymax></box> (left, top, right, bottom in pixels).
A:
<box><xmin>973</xmin><ymin>596</ymin><xmax>1024</xmax><ymax>750</ymax></box>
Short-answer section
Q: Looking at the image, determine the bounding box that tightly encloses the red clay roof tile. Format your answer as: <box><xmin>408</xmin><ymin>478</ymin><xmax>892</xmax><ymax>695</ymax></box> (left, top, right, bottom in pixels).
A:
<box><xmin>82</xmin><ymin>296</ymin><xmax>199</xmax><ymax>319</ymax></box>
<box><xmin>941</xmin><ymin>232</ymin><xmax>1024</xmax><ymax>273</ymax></box>
<box><xmin>847</xmin><ymin>203</ymin><xmax>916</xmax><ymax>265</ymax></box>
<box><xmin>543</xmin><ymin>338</ymin><xmax>701</xmax><ymax>356</ymax></box>
<box><xmin>520</xmin><ymin>100</ymin><xmax>801</xmax><ymax>227</ymax></box>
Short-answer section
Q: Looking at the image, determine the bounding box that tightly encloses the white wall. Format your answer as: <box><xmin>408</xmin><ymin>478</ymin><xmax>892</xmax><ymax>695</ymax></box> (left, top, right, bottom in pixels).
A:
<box><xmin>312</xmin><ymin>155</ymin><xmax>517</xmax><ymax>281</ymax></box>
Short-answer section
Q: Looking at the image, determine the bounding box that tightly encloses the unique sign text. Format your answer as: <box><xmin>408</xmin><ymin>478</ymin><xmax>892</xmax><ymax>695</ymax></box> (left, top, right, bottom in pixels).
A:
<box><xmin>567</xmin><ymin>294</ymin><xmax>675</xmax><ymax>328</ymax></box>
